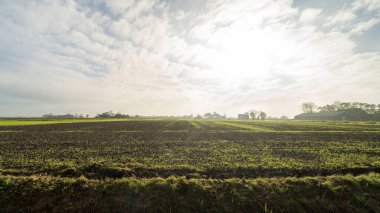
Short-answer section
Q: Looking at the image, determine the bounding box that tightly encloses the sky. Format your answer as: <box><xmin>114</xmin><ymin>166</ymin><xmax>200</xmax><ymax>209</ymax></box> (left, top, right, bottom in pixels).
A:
<box><xmin>0</xmin><ymin>0</ymin><xmax>379</xmax><ymax>118</ymax></box>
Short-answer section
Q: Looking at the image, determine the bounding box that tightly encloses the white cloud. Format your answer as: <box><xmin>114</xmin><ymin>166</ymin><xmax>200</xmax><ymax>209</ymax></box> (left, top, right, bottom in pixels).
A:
<box><xmin>175</xmin><ymin>10</ymin><xmax>185</xmax><ymax>20</ymax></box>
<box><xmin>299</xmin><ymin>8</ymin><xmax>322</xmax><ymax>23</ymax></box>
<box><xmin>0</xmin><ymin>0</ymin><xmax>379</xmax><ymax>117</ymax></box>
<box><xmin>351</xmin><ymin>0</ymin><xmax>380</xmax><ymax>11</ymax></box>
<box><xmin>351</xmin><ymin>18</ymin><xmax>380</xmax><ymax>34</ymax></box>
<box><xmin>325</xmin><ymin>0</ymin><xmax>380</xmax><ymax>33</ymax></box>
<box><xmin>326</xmin><ymin>10</ymin><xmax>357</xmax><ymax>28</ymax></box>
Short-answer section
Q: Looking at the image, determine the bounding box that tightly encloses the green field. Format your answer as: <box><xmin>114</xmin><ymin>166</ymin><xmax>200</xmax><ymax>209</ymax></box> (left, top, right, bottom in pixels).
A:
<box><xmin>1</xmin><ymin>119</ymin><xmax>380</xmax><ymax>212</ymax></box>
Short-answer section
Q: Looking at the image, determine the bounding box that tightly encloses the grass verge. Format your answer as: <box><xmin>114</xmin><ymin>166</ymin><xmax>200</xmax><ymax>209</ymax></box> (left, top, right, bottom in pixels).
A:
<box><xmin>1</xmin><ymin>173</ymin><xmax>379</xmax><ymax>212</ymax></box>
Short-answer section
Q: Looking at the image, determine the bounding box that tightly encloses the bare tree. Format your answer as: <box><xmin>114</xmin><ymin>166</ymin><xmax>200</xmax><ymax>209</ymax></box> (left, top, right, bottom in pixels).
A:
<box><xmin>318</xmin><ymin>101</ymin><xmax>380</xmax><ymax>114</ymax></box>
<box><xmin>301</xmin><ymin>102</ymin><xmax>318</xmax><ymax>113</ymax></box>
<box><xmin>249</xmin><ymin>112</ymin><xmax>256</xmax><ymax>120</ymax></box>
<box><xmin>259</xmin><ymin>112</ymin><xmax>267</xmax><ymax>120</ymax></box>
<box><xmin>247</xmin><ymin>110</ymin><xmax>259</xmax><ymax>120</ymax></box>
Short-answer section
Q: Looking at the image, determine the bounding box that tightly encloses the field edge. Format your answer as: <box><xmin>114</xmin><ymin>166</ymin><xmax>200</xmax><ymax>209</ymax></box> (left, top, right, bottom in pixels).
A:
<box><xmin>1</xmin><ymin>173</ymin><xmax>380</xmax><ymax>212</ymax></box>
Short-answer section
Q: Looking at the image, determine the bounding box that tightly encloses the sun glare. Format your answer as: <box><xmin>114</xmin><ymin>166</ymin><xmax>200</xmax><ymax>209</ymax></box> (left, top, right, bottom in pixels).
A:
<box><xmin>201</xmin><ymin>26</ymin><xmax>298</xmax><ymax>79</ymax></box>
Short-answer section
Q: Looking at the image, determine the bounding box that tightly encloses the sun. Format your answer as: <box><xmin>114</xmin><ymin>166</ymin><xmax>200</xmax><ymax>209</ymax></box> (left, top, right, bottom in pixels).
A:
<box><xmin>198</xmin><ymin>25</ymin><xmax>298</xmax><ymax>79</ymax></box>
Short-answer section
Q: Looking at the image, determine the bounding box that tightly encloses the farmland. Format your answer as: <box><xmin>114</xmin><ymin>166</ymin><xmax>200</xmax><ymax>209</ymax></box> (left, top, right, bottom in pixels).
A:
<box><xmin>1</xmin><ymin>119</ymin><xmax>380</xmax><ymax>212</ymax></box>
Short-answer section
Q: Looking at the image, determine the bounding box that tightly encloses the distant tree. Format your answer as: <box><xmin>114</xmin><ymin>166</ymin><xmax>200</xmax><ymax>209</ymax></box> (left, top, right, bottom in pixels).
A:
<box><xmin>318</xmin><ymin>104</ymin><xmax>336</xmax><ymax>112</ymax></box>
<box><xmin>86</xmin><ymin>114</ymin><xmax>89</xmax><ymax>118</ymax></box>
<box><xmin>301</xmin><ymin>102</ymin><xmax>317</xmax><ymax>113</ymax></box>
<box><xmin>332</xmin><ymin>101</ymin><xmax>342</xmax><ymax>110</ymax></box>
<box><xmin>43</xmin><ymin>113</ymin><xmax>54</xmax><ymax>118</ymax></box>
<box><xmin>318</xmin><ymin>101</ymin><xmax>380</xmax><ymax>114</ymax></box>
<box><xmin>247</xmin><ymin>110</ymin><xmax>260</xmax><ymax>120</ymax></box>
<box><xmin>249</xmin><ymin>112</ymin><xmax>256</xmax><ymax>120</ymax></box>
<box><xmin>204</xmin><ymin>112</ymin><xmax>223</xmax><ymax>119</ymax></box>
<box><xmin>114</xmin><ymin>113</ymin><xmax>123</xmax><ymax>118</ymax></box>
<box><xmin>367</xmin><ymin>104</ymin><xmax>377</xmax><ymax>114</ymax></box>
<box><xmin>96</xmin><ymin>111</ymin><xmax>114</xmax><ymax>118</ymax></box>
<box><xmin>280</xmin><ymin>116</ymin><xmax>288</xmax><ymax>120</ymax></box>
<box><xmin>212</xmin><ymin>112</ymin><xmax>220</xmax><ymax>117</ymax></box>
<box><xmin>204</xmin><ymin>112</ymin><xmax>212</xmax><ymax>118</ymax></box>
<box><xmin>259</xmin><ymin>112</ymin><xmax>267</xmax><ymax>120</ymax></box>
<box><xmin>340</xmin><ymin>102</ymin><xmax>351</xmax><ymax>110</ymax></box>
<box><xmin>42</xmin><ymin>113</ymin><xmax>74</xmax><ymax>118</ymax></box>
<box><xmin>351</xmin><ymin>102</ymin><xmax>360</xmax><ymax>109</ymax></box>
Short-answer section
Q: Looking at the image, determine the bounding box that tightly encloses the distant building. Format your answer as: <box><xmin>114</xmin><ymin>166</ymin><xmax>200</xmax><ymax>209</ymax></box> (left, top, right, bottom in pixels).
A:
<box><xmin>294</xmin><ymin>109</ymin><xmax>373</xmax><ymax>121</ymax></box>
<box><xmin>238</xmin><ymin>114</ymin><xmax>249</xmax><ymax>120</ymax></box>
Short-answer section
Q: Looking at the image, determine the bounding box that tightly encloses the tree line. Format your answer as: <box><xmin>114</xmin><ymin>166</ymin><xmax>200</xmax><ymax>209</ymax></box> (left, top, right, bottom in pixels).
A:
<box><xmin>95</xmin><ymin>111</ymin><xmax>132</xmax><ymax>118</ymax></box>
<box><xmin>301</xmin><ymin>101</ymin><xmax>380</xmax><ymax>114</ymax></box>
<box><xmin>246</xmin><ymin>110</ymin><xmax>267</xmax><ymax>120</ymax></box>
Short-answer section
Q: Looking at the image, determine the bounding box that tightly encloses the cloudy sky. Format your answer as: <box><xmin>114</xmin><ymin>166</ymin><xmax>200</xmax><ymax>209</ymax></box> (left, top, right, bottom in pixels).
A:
<box><xmin>0</xmin><ymin>0</ymin><xmax>379</xmax><ymax>117</ymax></box>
